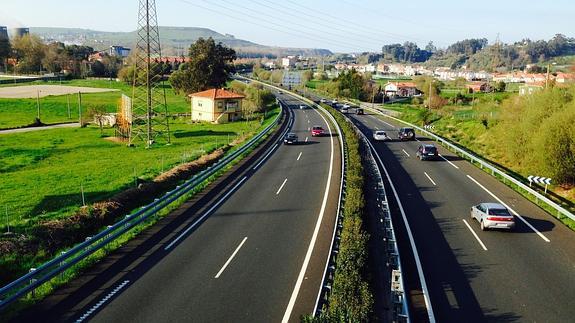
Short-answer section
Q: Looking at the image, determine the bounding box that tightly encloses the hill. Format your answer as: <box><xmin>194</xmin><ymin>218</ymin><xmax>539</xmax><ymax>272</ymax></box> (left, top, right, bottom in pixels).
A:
<box><xmin>30</xmin><ymin>26</ymin><xmax>332</xmax><ymax>58</ymax></box>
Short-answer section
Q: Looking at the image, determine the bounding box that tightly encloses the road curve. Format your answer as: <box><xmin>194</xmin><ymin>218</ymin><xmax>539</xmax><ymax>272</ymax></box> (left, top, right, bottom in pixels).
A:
<box><xmin>15</xmin><ymin>96</ymin><xmax>342</xmax><ymax>322</ymax></box>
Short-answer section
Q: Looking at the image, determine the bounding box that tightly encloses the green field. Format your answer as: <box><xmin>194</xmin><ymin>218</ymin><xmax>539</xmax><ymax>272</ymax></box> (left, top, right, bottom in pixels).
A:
<box><xmin>0</xmin><ymin>109</ymin><xmax>279</xmax><ymax>231</ymax></box>
<box><xmin>0</xmin><ymin>80</ymin><xmax>189</xmax><ymax>129</ymax></box>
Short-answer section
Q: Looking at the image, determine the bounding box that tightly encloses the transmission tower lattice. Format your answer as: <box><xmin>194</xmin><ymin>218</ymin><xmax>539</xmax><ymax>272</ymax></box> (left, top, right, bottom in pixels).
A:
<box><xmin>130</xmin><ymin>0</ymin><xmax>170</xmax><ymax>147</ymax></box>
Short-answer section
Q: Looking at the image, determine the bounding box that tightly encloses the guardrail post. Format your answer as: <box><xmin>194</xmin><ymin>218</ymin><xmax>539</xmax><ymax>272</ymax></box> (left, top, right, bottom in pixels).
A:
<box><xmin>29</xmin><ymin>268</ymin><xmax>37</xmax><ymax>298</ymax></box>
<box><xmin>59</xmin><ymin>251</ymin><xmax>67</xmax><ymax>279</ymax></box>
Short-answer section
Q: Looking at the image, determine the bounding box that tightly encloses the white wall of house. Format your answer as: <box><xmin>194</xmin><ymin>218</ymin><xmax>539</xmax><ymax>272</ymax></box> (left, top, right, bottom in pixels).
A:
<box><xmin>191</xmin><ymin>97</ymin><xmax>215</xmax><ymax>122</ymax></box>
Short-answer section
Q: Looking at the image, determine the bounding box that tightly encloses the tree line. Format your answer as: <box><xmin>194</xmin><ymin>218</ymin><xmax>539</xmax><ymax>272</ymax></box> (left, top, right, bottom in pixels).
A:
<box><xmin>378</xmin><ymin>34</ymin><xmax>575</xmax><ymax>71</ymax></box>
<box><xmin>0</xmin><ymin>34</ymin><xmax>121</xmax><ymax>77</ymax></box>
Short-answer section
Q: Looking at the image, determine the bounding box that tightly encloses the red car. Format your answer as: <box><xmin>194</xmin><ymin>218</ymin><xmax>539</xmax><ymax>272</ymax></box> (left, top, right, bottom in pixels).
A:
<box><xmin>311</xmin><ymin>126</ymin><xmax>325</xmax><ymax>136</ymax></box>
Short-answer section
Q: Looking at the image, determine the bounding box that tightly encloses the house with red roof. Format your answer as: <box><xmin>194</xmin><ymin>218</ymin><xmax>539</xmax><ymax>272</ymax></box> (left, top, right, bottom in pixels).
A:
<box><xmin>189</xmin><ymin>88</ymin><xmax>245</xmax><ymax>123</ymax></box>
<box><xmin>384</xmin><ymin>81</ymin><xmax>419</xmax><ymax>97</ymax></box>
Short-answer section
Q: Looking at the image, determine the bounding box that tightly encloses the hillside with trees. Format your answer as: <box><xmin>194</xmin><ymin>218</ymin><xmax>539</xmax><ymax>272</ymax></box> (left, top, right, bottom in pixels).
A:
<box><xmin>380</xmin><ymin>34</ymin><xmax>575</xmax><ymax>71</ymax></box>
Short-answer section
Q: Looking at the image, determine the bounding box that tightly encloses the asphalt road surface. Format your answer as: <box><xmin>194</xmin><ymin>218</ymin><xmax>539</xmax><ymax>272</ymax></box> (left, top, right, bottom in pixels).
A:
<box><xmin>17</xmin><ymin>96</ymin><xmax>342</xmax><ymax>322</ymax></box>
<box><xmin>346</xmin><ymin>108</ymin><xmax>575</xmax><ymax>322</ymax></box>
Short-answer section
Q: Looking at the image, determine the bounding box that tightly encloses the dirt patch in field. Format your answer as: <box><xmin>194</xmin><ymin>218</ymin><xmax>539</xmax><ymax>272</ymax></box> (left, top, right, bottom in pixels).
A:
<box><xmin>0</xmin><ymin>85</ymin><xmax>118</xmax><ymax>98</ymax></box>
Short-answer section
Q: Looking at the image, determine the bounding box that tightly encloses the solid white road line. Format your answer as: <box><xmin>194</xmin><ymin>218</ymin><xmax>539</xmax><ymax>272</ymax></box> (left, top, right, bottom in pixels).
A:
<box><xmin>297</xmin><ymin>152</ymin><xmax>302</xmax><ymax>161</ymax></box>
<box><xmin>282</xmin><ymin>104</ymin><xmax>335</xmax><ymax>323</ymax></box>
<box><xmin>439</xmin><ymin>154</ymin><xmax>460</xmax><ymax>169</ymax></box>
<box><xmin>164</xmin><ymin>176</ymin><xmax>248</xmax><ymax>251</ymax></box>
<box><xmin>276</xmin><ymin>178</ymin><xmax>288</xmax><ymax>195</ymax></box>
<box><xmin>253</xmin><ymin>144</ymin><xmax>279</xmax><ymax>170</ymax></box>
<box><xmin>462</xmin><ymin>219</ymin><xmax>488</xmax><ymax>251</ymax></box>
<box><xmin>214</xmin><ymin>237</ymin><xmax>248</xmax><ymax>279</ymax></box>
<box><xmin>466</xmin><ymin>175</ymin><xmax>550</xmax><ymax>242</ymax></box>
<box><xmin>402</xmin><ymin>149</ymin><xmax>411</xmax><ymax>157</ymax></box>
<box><xmin>76</xmin><ymin>280</ymin><xmax>130</xmax><ymax>322</ymax></box>
<box><xmin>364</xmin><ymin>138</ymin><xmax>436</xmax><ymax>322</ymax></box>
<box><xmin>424</xmin><ymin>172</ymin><xmax>437</xmax><ymax>186</ymax></box>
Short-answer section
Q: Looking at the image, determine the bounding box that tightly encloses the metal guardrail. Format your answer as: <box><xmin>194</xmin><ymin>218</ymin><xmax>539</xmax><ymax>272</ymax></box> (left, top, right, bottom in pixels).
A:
<box><xmin>365</xmin><ymin>106</ymin><xmax>575</xmax><ymax>223</ymax></box>
<box><xmin>360</xmin><ymin>134</ymin><xmax>409</xmax><ymax>322</ymax></box>
<box><xmin>0</xmin><ymin>106</ymin><xmax>284</xmax><ymax>311</ymax></box>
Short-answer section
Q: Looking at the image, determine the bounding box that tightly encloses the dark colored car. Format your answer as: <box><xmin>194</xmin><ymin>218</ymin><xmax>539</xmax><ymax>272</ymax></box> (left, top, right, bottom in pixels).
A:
<box><xmin>283</xmin><ymin>133</ymin><xmax>298</xmax><ymax>145</ymax></box>
<box><xmin>398</xmin><ymin>127</ymin><xmax>416</xmax><ymax>141</ymax></box>
<box><xmin>416</xmin><ymin>144</ymin><xmax>438</xmax><ymax>160</ymax></box>
<box><xmin>356</xmin><ymin>108</ymin><xmax>364</xmax><ymax>115</ymax></box>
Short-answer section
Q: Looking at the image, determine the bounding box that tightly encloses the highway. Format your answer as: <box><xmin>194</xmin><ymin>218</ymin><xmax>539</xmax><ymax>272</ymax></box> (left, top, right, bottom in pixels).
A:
<box><xmin>18</xmin><ymin>95</ymin><xmax>342</xmax><ymax>322</ymax></box>
<box><xmin>345</xmin><ymin>108</ymin><xmax>575</xmax><ymax>322</ymax></box>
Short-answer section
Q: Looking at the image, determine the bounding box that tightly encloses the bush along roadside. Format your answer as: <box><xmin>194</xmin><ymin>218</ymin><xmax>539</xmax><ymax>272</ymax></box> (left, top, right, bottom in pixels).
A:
<box><xmin>306</xmin><ymin>104</ymin><xmax>373</xmax><ymax>322</ymax></box>
<box><xmin>0</xmin><ymin>108</ymin><xmax>283</xmax><ymax>318</ymax></box>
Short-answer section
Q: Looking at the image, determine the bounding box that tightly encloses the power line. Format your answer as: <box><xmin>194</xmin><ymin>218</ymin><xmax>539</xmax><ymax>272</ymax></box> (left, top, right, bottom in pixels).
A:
<box><xmin>245</xmin><ymin>0</ymin><xmax>389</xmax><ymax>46</ymax></box>
<box><xmin>179</xmin><ymin>0</ymin><xmax>373</xmax><ymax>52</ymax></box>
<box><xmin>206</xmin><ymin>0</ymin><xmax>379</xmax><ymax>51</ymax></box>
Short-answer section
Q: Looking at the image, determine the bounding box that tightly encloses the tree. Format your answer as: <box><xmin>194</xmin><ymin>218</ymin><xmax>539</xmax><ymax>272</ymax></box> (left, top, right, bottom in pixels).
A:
<box><xmin>12</xmin><ymin>34</ymin><xmax>46</xmax><ymax>74</ymax></box>
<box><xmin>42</xmin><ymin>42</ymin><xmax>69</xmax><ymax>73</ymax></box>
<box><xmin>169</xmin><ymin>37</ymin><xmax>236</xmax><ymax>95</ymax></box>
<box><xmin>302</xmin><ymin>70</ymin><xmax>313</xmax><ymax>83</ymax></box>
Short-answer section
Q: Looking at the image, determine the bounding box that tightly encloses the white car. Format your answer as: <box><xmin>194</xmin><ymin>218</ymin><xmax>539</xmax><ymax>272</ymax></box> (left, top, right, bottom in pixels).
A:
<box><xmin>320</xmin><ymin>99</ymin><xmax>327</xmax><ymax>103</ymax></box>
<box><xmin>470</xmin><ymin>202</ymin><xmax>516</xmax><ymax>231</ymax></box>
<box><xmin>299</xmin><ymin>105</ymin><xmax>307</xmax><ymax>109</ymax></box>
<box><xmin>342</xmin><ymin>104</ymin><xmax>350</xmax><ymax>109</ymax></box>
<box><xmin>373</xmin><ymin>130</ymin><xmax>390</xmax><ymax>141</ymax></box>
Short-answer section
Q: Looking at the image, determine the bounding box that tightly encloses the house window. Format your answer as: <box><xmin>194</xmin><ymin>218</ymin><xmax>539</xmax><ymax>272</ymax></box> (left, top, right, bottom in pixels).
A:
<box><xmin>198</xmin><ymin>102</ymin><xmax>203</xmax><ymax>107</ymax></box>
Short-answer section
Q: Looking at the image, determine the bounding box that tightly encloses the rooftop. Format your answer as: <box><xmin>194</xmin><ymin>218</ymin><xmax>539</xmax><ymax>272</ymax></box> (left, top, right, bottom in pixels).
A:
<box><xmin>189</xmin><ymin>88</ymin><xmax>245</xmax><ymax>100</ymax></box>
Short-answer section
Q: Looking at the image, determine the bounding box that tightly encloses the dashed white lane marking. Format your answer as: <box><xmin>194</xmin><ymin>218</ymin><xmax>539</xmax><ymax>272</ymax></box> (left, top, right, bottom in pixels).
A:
<box><xmin>164</xmin><ymin>176</ymin><xmax>248</xmax><ymax>250</ymax></box>
<box><xmin>215</xmin><ymin>237</ymin><xmax>248</xmax><ymax>279</ymax></box>
<box><xmin>402</xmin><ymin>149</ymin><xmax>410</xmax><ymax>157</ymax></box>
<box><xmin>297</xmin><ymin>152</ymin><xmax>302</xmax><ymax>161</ymax></box>
<box><xmin>305</xmin><ymin>137</ymin><xmax>309</xmax><ymax>142</ymax></box>
<box><xmin>76</xmin><ymin>280</ymin><xmax>130</xmax><ymax>322</ymax></box>
<box><xmin>424</xmin><ymin>172</ymin><xmax>437</xmax><ymax>186</ymax></box>
<box><xmin>462</xmin><ymin>219</ymin><xmax>488</xmax><ymax>251</ymax></box>
<box><xmin>276</xmin><ymin>178</ymin><xmax>288</xmax><ymax>195</ymax></box>
<box><xmin>439</xmin><ymin>154</ymin><xmax>460</xmax><ymax>169</ymax></box>
<box><xmin>307</xmin><ymin>120</ymin><xmax>310</xmax><ymax>123</ymax></box>
<box><xmin>466</xmin><ymin>175</ymin><xmax>550</xmax><ymax>242</ymax></box>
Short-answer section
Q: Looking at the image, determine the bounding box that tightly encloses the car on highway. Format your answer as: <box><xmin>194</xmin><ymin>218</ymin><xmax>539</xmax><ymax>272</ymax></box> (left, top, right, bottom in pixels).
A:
<box><xmin>398</xmin><ymin>127</ymin><xmax>416</xmax><ymax>141</ymax></box>
<box><xmin>356</xmin><ymin>108</ymin><xmax>364</xmax><ymax>115</ymax></box>
<box><xmin>299</xmin><ymin>105</ymin><xmax>307</xmax><ymax>110</ymax></box>
<box><xmin>470</xmin><ymin>202</ymin><xmax>516</xmax><ymax>231</ymax></box>
<box><xmin>341</xmin><ymin>106</ymin><xmax>349</xmax><ymax>113</ymax></box>
<box><xmin>416</xmin><ymin>144</ymin><xmax>438</xmax><ymax>160</ymax></box>
<box><xmin>373</xmin><ymin>130</ymin><xmax>390</xmax><ymax>141</ymax></box>
<box><xmin>311</xmin><ymin>126</ymin><xmax>325</xmax><ymax>136</ymax></box>
<box><xmin>278</xmin><ymin>90</ymin><xmax>283</xmax><ymax>94</ymax></box>
<box><xmin>320</xmin><ymin>98</ymin><xmax>327</xmax><ymax>103</ymax></box>
<box><xmin>283</xmin><ymin>133</ymin><xmax>298</xmax><ymax>145</ymax></box>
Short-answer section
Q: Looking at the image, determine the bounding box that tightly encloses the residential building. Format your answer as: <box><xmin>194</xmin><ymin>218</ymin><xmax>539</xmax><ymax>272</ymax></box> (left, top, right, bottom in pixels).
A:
<box><xmin>189</xmin><ymin>88</ymin><xmax>245</xmax><ymax>123</ymax></box>
<box><xmin>282</xmin><ymin>56</ymin><xmax>296</xmax><ymax>68</ymax></box>
<box><xmin>384</xmin><ymin>82</ymin><xmax>419</xmax><ymax>97</ymax></box>
<box><xmin>555</xmin><ymin>73</ymin><xmax>575</xmax><ymax>84</ymax></box>
<box><xmin>466</xmin><ymin>82</ymin><xmax>492</xmax><ymax>93</ymax></box>
<box><xmin>109</xmin><ymin>46</ymin><xmax>131</xmax><ymax>58</ymax></box>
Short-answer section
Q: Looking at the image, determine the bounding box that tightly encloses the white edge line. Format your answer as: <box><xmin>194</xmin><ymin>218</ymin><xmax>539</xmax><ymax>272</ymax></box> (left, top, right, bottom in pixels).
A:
<box><xmin>462</xmin><ymin>219</ymin><xmax>488</xmax><ymax>251</ymax></box>
<box><xmin>214</xmin><ymin>237</ymin><xmax>248</xmax><ymax>278</ymax></box>
<box><xmin>424</xmin><ymin>172</ymin><xmax>437</xmax><ymax>186</ymax></box>
<box><xmin>402</xmin><ymin>149</ymin><xmax>410</xmax><ymax>157</ymax></box>
<box><xmin>75</xmin><ymin>280</ymin><xmax>130</xmax><ymax>322</ymax></box>
<box><xmin>164</xmin><ymin>176</ymin><xmax>248</xmax><ymax>251</ymax></box>
<box><xmin>439</xmin><ymin>154</ymin><xmax>460</xmax><ymax>169</ymax></box>
<box><xmin>276</xmin><ymin>178</ymin><xmax>288</xmax><ymax>195</ymax></box>
<box><xmin>466</xmin><ymin>175</ymin><xmax>550</xmax><ymax>243</ymax></box>
<box><xmin>253</xmin><ymin>143</ymin><xmax>279</xmax><ymax>170</ymax></box>
<box><xmin>297</xmin><ymin>152</ymin><xmax>302</xmax><ymax>161</ymax></box>
<box><xmin>282</xmin><ymin>99</ymin><xmax>335</xmax><ymax>323</ymax></box>
<box><xmin>365</xmin><ymin>138</ymin><xmax>436</xmax><ymax>322</ymax></box>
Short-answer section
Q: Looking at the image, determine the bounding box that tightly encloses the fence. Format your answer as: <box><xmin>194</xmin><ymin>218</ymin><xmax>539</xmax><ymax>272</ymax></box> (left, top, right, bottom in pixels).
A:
<box><xmin>366</xmin><ymin>106</ymin><xmax>575</xmax><ymax>223</ymax></box>
<box><xmin>0</xmin><ymin>105</ymin><xmax>284</xmax><ymax>311</ymax></box>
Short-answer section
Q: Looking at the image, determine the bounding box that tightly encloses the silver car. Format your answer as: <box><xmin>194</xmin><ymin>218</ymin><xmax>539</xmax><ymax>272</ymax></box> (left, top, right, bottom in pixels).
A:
<box><xmin>373</xmin><ymin>130</ymin><xmax>390</xmax><ymax>141</ymax></box>
<box><xmin>470</xmin><ymin>202</ymin><xmax>515</xmax><ymax>231</ymax></box>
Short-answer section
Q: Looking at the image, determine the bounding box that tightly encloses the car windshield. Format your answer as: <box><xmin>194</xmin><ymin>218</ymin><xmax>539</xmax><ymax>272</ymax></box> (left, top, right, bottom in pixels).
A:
<box><xmin>376</xmin><ymin>131</ymin><xmax>385</xmax><ymax>135</ymax></box>
<box><xmin>425</xmin><ymin>146</ymin><xmax>437</xmax><ymax>153</ymax></box>
<box><xmin>313</xmin><ymin>126</ymin><xmax>323</xmax><ymax>130</ymax></box>
<box><xmin>488</xmin><ymin>208</ymin><xmax>511</xmax><ymax>216</ymax></box>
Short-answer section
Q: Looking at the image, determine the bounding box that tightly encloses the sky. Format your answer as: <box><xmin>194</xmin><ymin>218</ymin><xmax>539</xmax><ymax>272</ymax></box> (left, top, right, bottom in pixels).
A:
<box><xmin>1</xmin><ymin>0</ymin><xmax>574</xmax><ymax>53</ymax></box>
